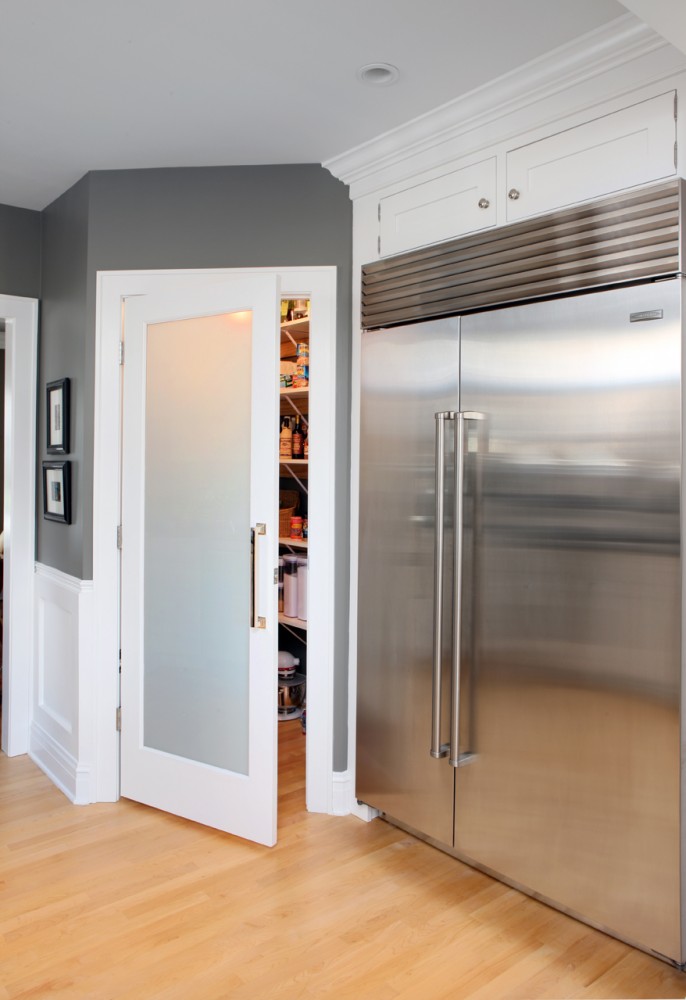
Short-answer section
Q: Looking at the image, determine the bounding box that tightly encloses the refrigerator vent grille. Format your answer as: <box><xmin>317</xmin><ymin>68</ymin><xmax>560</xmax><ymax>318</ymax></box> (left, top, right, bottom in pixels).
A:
<box><xmin>361</xmin><ymin>180</ymin><xmax>683</xmax><ymax>329</ymax></box>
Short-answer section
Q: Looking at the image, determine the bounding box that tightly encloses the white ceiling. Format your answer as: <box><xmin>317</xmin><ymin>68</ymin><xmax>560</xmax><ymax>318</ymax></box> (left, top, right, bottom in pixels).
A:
<box><xmin>0</xmin><ymin>0</ymin><xmax>672</xmax><ymax>211</ymax></box>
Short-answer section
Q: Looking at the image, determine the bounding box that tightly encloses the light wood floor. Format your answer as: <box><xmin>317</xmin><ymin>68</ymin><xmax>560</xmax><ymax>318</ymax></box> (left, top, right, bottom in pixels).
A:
<box><xmin>2</xmin><ymin>724</ymin><xmax>686</xmax><ymax>999</ymax></box>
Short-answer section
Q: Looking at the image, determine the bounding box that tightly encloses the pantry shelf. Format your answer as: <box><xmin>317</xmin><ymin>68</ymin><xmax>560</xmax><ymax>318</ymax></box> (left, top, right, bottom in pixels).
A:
<box><xmin>280</xmin><ymin>317</ymin><xmax>310</xmax><ymax>336</ymax></box>
<box><xmin>280</xmin><ymin>387</ymin><xmax>309</xmax><ymax>400</ymax></box>
<box><xmin>279</xmin><ymin>536</ymin><xmax>308</xmax><ymax>549</ymax></box>
<box><xmin>278</xmin><ymin>612</ymin><xmax>308</xmax><ymax>631</ymax></box>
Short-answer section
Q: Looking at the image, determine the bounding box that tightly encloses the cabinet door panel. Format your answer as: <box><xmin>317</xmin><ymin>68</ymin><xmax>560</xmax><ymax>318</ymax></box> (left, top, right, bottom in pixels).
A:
<box><xmin>506</xmin><ymin>92</ymin><xmax>676</xmax><ymax>222</ymax></box>
<box><xmin>380</xmin><ymin>158</ymin><xmax>496</xmax><ymax>257</ymax></box>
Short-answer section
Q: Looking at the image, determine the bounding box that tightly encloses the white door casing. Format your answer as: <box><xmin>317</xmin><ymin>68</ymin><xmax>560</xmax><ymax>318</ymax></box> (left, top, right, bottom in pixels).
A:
<box><xmin>93</xmin><ymin>269</ymin><xmax>337</xmax><ymax>816</ymax></box>
<box><xmin>0</xmin><ymin>294</ymin><xmax>38</xmax><ymax>757</ymax></box>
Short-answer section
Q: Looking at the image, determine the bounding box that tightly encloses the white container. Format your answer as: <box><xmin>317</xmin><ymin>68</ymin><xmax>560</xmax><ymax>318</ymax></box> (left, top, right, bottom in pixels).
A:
<box><xmin>297</xmin><ymin>556</ymin><xmax>308</xmax><ymax>621</ymax></box>
<box><xmin>283</xmin><ymin>554</ymin><xmax>299</xmax><ymax>617</ymax></box>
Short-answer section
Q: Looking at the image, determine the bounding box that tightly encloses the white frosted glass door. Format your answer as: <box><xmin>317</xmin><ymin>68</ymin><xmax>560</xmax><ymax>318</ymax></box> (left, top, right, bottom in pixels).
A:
<box><xmin>120</xmin><ymin>276</ymin><xmax>279</xmax><ymax>846</ymax></box>
<box><xmin>144</xmin><ymin>313</ymin><xmax>251</xmax><ymax>772</ymax></box>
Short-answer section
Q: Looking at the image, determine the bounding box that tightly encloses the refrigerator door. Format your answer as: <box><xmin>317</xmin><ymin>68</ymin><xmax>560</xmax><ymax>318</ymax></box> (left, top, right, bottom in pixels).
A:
<box><xmin>357</xmin><ymin>318</ymin><xmax>459</xmax><ymax>846</ymax></box>
<box><xmin>456</xmin><ymin>281</ymin><xmax>682</xmax><ymax>961</ymax></box>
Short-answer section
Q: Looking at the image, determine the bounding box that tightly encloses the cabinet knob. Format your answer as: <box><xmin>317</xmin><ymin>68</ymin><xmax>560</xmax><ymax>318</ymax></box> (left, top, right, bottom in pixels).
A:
<box><xmin>478</xmin><ymin>197</ymin><xmax>490</xmax><ymax>210</ymax></box>
<box><xmin>508</xmin><ymin>188</ymin><xmax>521</xmax><ymax>201</ymax></box>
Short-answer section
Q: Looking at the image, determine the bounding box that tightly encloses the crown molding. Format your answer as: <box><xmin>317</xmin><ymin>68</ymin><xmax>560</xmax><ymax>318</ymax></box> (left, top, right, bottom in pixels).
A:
<box><xmin>324</xmin><ymin>14</ymin><xmax>675</xmax><ymax>197</ymax></box>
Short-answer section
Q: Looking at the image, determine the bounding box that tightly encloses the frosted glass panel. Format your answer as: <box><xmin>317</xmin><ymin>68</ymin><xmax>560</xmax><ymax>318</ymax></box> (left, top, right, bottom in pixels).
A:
<box><xmin>143</xmin><ymin>312</ymin><xmax>252</xmax><ymax>773</ymax></box>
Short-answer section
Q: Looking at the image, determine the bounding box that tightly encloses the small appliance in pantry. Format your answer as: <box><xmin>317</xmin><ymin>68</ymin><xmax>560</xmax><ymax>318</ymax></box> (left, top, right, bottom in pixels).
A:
<box><xmin>277</xmin><ymin>651</ymin><xmax>305</xmax><ymax>720</ymax></box>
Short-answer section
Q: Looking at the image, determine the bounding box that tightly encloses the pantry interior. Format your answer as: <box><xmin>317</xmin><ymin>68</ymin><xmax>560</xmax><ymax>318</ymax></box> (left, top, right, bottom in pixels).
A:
<box><xmin>277</xmin><ymin>297</ymin><xmax>310</xmax><ymax>797</ymax></box>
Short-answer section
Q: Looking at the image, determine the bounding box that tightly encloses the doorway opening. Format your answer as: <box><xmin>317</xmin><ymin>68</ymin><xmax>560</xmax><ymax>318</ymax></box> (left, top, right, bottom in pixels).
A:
<box><xmin>0</xmin><ymin>295</ymin><xmax>39</xmax><ymax>760</ymax></box>
<box><xmin>277</xmin><ymin>297</ymin><xmax>310</xmax><ymax>805</ymax></box>
<box><xmin>0</xmin><ymin>322</ymin><xmax>5</xmax><ymax>727</ymax></box>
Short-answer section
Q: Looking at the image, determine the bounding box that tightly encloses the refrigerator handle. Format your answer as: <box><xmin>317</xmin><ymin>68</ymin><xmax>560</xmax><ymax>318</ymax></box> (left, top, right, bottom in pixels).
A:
<box><xmin>431</xmin><ymin>411</ymin><xmax>453</xmax><ymax>759</ymax></box>
<box><xmin>449</xmin><ymin>413</ymin><xmax>466</xmax><ymax>767</ymax></box>
<box><xmin>450</xmin><ymin>411</ymin><xmax>484</xmax><ymax>768</ymax></box>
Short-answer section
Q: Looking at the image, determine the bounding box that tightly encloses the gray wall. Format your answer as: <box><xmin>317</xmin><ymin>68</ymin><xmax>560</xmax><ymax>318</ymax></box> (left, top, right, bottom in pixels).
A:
<box><xmin>38</xmin><ymin>175</ymin><xmax>91</xmax><ymax>578</ymax></box>
<box><xmin>0</xmin><ymin>202</ymin><xmax>41</xmax><ymax>299</ymax></box>
<box><xmin>39</xmin><ymin>164</ymin><xmax>352</xmax><ymax>769</ymax></box>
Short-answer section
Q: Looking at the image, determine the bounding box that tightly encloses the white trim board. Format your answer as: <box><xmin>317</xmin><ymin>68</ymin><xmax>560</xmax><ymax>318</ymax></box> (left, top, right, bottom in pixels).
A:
<box><xmin>324</xmin><ymin>15</ymin><xmax>685</xmax><ymax>198</ymax></box>
<box><xmin>93</xmin><ymin>268</ymin><xmax>338</xmax><ymax>819</ymax></box>
<box><xmin>0</xmin><ymin>294</ymin><xmax>38</xmax><ymax>758</ymax></box>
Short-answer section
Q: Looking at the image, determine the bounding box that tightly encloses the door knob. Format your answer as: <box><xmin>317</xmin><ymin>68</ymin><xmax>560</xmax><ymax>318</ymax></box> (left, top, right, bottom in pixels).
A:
<box><xmin>478</xmin><ymin>198</ymin><xmax>490</xmax><ymax>210</ymax></box>
<box><xmin>508</xmin><ymin>188</ymin><xmax>521</xmax><ymax>201</ymax></box>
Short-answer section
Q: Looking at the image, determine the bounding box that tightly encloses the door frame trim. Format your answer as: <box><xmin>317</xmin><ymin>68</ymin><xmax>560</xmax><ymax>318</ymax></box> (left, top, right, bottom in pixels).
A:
<box><xmin>0</xmin><ymin>294</ymin><xmax>39</xmax><ymax>757</ymax></box>
<box><xmin>93</xmin><ymin>268</ymin><xmax>337</xmax><ymax>814</ymax></box>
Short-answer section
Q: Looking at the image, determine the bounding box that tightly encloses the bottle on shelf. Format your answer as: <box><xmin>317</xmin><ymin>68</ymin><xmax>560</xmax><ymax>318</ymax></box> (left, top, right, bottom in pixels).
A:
<box><xmin>279</xmin><ymin>416</ymin><xmax>293</xmax><ymax>459</ymax></box>
<box><xmin>303</xmin><ymin>432</ymin><xmax>309</xmax><ymax>459</ymax></box>
<box><xmin>292</xmin><ymin>417</ymin><xmax>304</xmax><ymax>458</ymax></box>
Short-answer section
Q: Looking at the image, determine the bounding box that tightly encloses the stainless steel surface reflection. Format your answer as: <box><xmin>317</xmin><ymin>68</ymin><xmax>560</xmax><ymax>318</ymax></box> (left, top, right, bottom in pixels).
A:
<box><xmin>357</xmin><ymin>318</ymin><xmax>459</xmax><ymax>846</ymax></box>
<box><xmin>457</xmin><ymin>281</ymin><xmax>682</xmax><ymax>961</ymax></box>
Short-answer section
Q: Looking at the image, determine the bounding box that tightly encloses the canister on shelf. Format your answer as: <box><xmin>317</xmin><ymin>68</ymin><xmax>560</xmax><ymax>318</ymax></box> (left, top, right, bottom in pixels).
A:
<box><xmin>302</xmin><ymin>517</ymin><xmax>308</xmax><ymax>539</ymax></box>
<box><xmin>290</xmin><ymin>515</ymin><xmax>303</xmax><ymax>539</ymax></box>
<box><xmin>294</xmin><ymin>341</ymin><xmax>309</xmax><ymax>387</ymax></box>
<box><xmin>283</xmin><ymin>554</ymin><xmax>299</xmax><ymax>618</ymax></box>
<box><xmin>297</xmin><ymin>556</ymin><xmax>308</xmax><ymax>621</ymax></box>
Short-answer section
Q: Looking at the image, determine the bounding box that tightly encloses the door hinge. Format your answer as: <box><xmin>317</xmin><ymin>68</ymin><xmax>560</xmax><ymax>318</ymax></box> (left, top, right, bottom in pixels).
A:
<box><xmin>675</xmin><ymin>140</ymin><xmax>678</xmax><ymax>171</ymax></box>
<box><xmin>117</xmin><ymin>524</ymin><xmax>122</xmax><ymax>549</ymax></box>
<box><xmin>119</xmin><ymin>341</ymin><xmax>125</xmax><ymax>365</ymax></box>
<box><xmin>377</xmin><ymin>235</ymin><xmax>381</xmax><ymax>255</ymax></box>
<box><xmin>674</xmin><ymin>92</ymin><xmax>678</xmax><ymax>121</ymax></box>
<box><xmin>378</xmin><ymin>202</ymin><xmax>381</xmax><ymax>222</ymax></box>
<box><xmin>116</xmin><ymin>706</ymin><xmax>121</xmax><ymax>731</ymax></box>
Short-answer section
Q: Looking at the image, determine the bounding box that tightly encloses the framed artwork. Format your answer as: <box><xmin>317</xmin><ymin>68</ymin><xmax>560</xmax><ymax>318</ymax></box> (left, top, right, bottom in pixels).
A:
<box><xmin>43</xmin><ymin>461</ymin><xmax>72</xmax><ymax>524</ymax></box>
<box><xmin>46</xmin><ymin>377</ymin><xmax>70</xmax><ymax>454</ymax></box>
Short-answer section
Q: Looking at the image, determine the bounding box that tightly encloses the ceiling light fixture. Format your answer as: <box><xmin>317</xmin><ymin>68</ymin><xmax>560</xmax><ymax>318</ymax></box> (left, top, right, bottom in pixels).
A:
<box><xmin>357</xmin><ymin>63</ymin><xmax>400</xmax><ymax>87</ymax></box>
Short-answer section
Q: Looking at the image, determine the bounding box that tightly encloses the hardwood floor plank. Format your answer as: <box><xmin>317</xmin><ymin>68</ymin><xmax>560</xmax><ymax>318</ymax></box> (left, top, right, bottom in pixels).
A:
<box><xmin>2</xmin><ymin>734</ymin><xmax>686</xmax><ymax>999</ymax></box>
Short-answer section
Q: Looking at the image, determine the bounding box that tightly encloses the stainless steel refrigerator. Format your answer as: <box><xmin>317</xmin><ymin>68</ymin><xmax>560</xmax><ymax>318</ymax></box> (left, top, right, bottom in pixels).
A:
<box><xmin>357</xmin><ymin>271</ymin><xmax>684</xmax><ymax>963</ymax></box>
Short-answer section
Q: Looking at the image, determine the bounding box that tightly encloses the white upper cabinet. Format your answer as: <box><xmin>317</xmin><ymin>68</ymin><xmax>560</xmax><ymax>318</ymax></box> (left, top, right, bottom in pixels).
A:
<box><xmin>505</xmin><ymin>92</ymin><xmax>676</xmax><ymax>222</ymax></box>
<box><xmin>379</xmin><ymin>157</ymin><xmax>496</xmax><ymax>257</ymax></box>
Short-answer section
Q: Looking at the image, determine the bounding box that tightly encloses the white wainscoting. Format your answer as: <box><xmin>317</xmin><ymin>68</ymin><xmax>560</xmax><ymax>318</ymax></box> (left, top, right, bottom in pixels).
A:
<box><xmin>31</xmin><ymin>564</ymin><xmax>96</xmax><ymax>804</ymax></box>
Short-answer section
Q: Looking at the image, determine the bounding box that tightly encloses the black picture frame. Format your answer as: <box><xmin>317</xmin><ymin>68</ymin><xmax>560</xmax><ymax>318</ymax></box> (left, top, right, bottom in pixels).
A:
<box><xmin>46</xmin><ymin>377</ymin><xmax>70</xmax><ymax>455</ymax></box>
<box><xmin>43</xmin><ymin>461</ymin><xmax>72</xmax><ymax>524</ymax></box>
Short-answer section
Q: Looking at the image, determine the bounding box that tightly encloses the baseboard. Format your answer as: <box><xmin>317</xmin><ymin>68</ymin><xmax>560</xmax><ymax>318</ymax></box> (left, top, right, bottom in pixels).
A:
<box><xmin>332</xmin><ymin>770</ymin><xmax>380</xmax><ymax>820</ymax></box>
<box><xmin>29</xmin><ymin>720</ymin><xmax>95</xmax><ymax>805</ymax></box>
<box><xmin>350</xmin><ymin>799</ymin><xmax>380</xmax><ymax>823</ymax></box>
<box><xmin>331</xmin><ymin>769</ymin><xmax>353</xmax><ymax>815</ymax></box>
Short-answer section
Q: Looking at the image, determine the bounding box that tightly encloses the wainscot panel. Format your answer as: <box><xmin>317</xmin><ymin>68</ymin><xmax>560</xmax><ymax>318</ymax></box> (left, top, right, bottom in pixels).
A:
<box><xmin>31</xmin><ymin>564</ymin><xmax>95</xmax><ymax>804</ymax></box>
